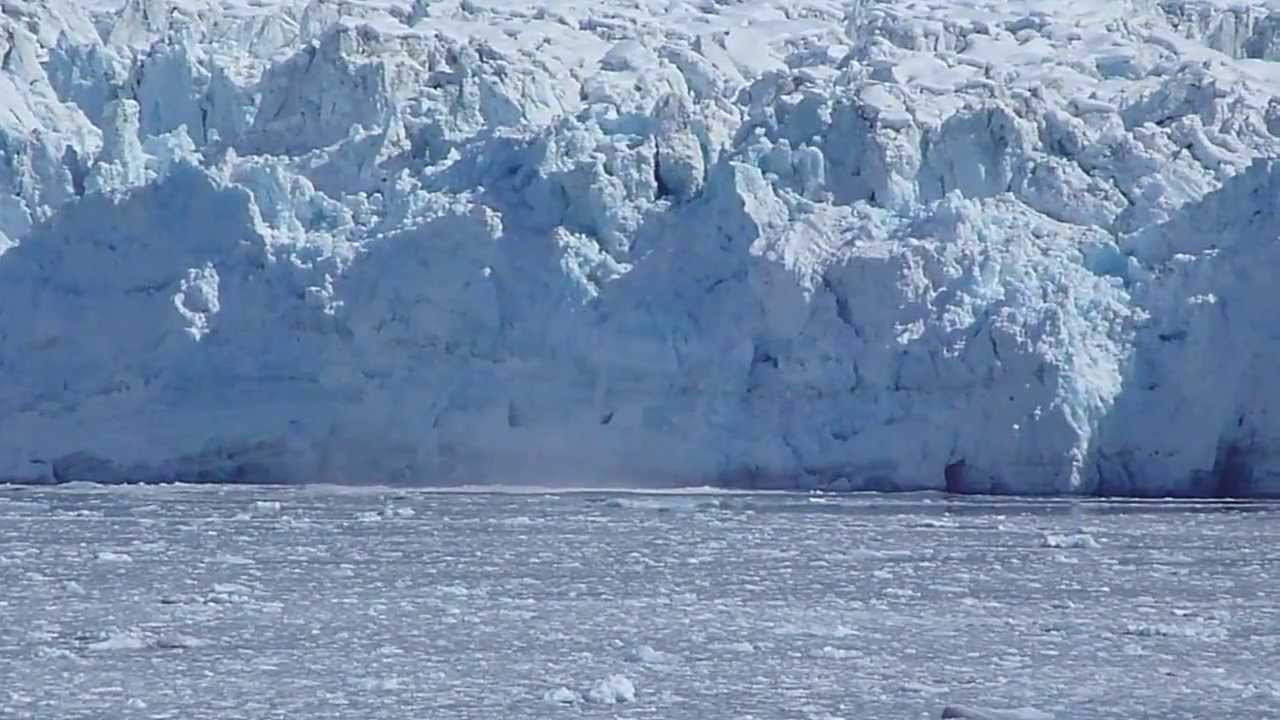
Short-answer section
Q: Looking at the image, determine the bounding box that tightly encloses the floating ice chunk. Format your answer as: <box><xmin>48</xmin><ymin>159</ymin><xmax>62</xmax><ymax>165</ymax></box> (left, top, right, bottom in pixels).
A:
<box><xmin>358</xmin><ymin>676</ymin><xmax>407</xmax><ymax>691</ymax></box>
<box><xmin>252</xmin><ymin>500</ymin><xmax>283</xmax><ymax>517</ymax></box>
<box><xmin>776</xmin><ymin>620</ymin><xmax>857</xmax><ymax>638</ymax></box>
<box><xmin>87</xmin><ymin>628</ymin><xmax>207</xmax><ymax>652</ymax></box>
<box><xmin>203</xmin><ymin>584</ymin><xmax>254</xmax><ymax>604</ymax></box>
<box><xmin>1121</xmin><ymin>622</ymin><xmax>1227</xmax><ymax>640</ymax></box>
<box><xmin>0</xmin><ymin>499</ymin><xmax>50</xmax><ymax>513</ymax></box>
<box><xmin>543</xmin><ymin>686</ymin><xmax>582</xmax><ymax>704</ymax></box>
<box><xmin>380</xmin><ymin>505</ymin><xmax>415</xmax><ymax>519</ymax></box>
<box><xmin>585</xmin><ymin>674</ymin><xmax>636</xmax><ymax>704</ymax></box>
<box><xmin>603</xmin><ymin>497</ymin><xmax>723</xmax><ymax>513</ymax></box>
<box><xmin>153</xmin><ymin>633</ymin><xmax>209</xmax><ymax>650</ymax></box>
<box><xmin>435</xmin><ymin>584</ymin><xmax>472</xmax><ymax>597</ymax></box>
<box><xmin>846</xmin><ymin>548</ymin><xmax>915</xmax><ymax>560</ymax></box>
<box><xmin>86</xmin><ymin>631</ymin><xmax>148</xmax><ymax>652</ymax></box>
<box><xmin>95</xmin><ymin>551</ymin><xmax>133</xmax><ymax>563</ymax></box>
<box><xmin>941</xmin><ymin>705</ymin><xmax>1054</xmax><ymax>720</ymax></box>
<box><xmin>214</xmin><ymin>553</ymin><xmax>255</xmax><ymax>565</ymax></box>
<box><xmin>500</xmin><ymin>516</ymin><xmax>538</xmax><ymax>526</ymax></box>
<box><xmin>212</xmin><ymin>583</ymin><xmax>252</xmax><ymax>595</ymax></box>
<box><xmin>1041</xmin><ymin>533</ymin><xmax>1100</xmax><ymax>549</ymax></box>
<box><xmin>917</xmin><ymin>518</ymin><xmax>959</xmax><ymax>529</ymax></box>
<box><xmin>812</xmin><ymin>646</ymin><xmax>859</xmax><ymax>659</ymax></box>
<box><xmin>900</xmin><ymin>681</ymin><xmax>948</xmax><ymax>694</ymax></box>
<box><xmin>626</xmin><ymin>644</ymin><xmax>677</xmax><ymax>665</ymax></box>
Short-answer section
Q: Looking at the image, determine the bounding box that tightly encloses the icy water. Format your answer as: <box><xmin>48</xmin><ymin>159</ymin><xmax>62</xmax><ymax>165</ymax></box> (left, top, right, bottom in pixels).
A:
<box><xmin>2</xmin><ymin>486</ymin><xmax>1278</xmax><ymax>719</ymax></box>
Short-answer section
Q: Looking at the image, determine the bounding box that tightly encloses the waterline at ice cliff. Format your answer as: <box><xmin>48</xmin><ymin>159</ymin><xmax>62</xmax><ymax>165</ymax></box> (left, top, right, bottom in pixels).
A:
<box><xmin>4</xmin><ymin>0</ymin><xmax>1280</xmax><ymax>495</ymax></box>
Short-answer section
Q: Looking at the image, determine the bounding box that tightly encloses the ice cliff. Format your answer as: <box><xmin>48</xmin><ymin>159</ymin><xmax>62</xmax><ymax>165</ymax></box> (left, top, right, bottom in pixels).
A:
<box><xmin>4</xmin><ymin>0</ymin><xmax>1280</xmax><ymax>495</ymax></box>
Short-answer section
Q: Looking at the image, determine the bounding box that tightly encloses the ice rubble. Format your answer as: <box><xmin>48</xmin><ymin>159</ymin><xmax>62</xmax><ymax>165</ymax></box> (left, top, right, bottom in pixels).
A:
<box><xmin>3</xmin><ymin>0</ymin><xmax>1280</xmax><ymax>495</ymax></box>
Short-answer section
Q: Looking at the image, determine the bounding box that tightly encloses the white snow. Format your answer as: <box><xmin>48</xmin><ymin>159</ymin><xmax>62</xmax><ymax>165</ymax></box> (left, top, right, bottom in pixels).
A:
<box><xmin>4</xmin><ymin>0</ymin><xmax>1280</xmax><ymax>495</ymax></box>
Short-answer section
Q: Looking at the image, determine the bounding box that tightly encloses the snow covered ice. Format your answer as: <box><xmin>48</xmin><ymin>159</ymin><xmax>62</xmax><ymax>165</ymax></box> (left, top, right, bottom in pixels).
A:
<box><xmin>5</xmin><ymin>0</ymin><xmax>1280</xmax><ymax>495</ymax></box>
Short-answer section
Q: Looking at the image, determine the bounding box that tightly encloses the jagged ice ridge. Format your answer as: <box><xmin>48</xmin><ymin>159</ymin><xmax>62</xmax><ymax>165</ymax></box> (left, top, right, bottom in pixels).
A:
<box><xmin>4</xmin><ymin>0</ymin><xmax>1280</xmax><ymax>495</ymax></box>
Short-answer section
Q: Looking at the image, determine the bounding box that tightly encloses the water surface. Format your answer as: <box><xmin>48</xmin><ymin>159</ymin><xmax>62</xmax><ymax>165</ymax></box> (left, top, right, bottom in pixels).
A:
<box><xmin>2</xmin><ymin>485</ymin><xmax>1277</xmax><ymax>719</ymax></box>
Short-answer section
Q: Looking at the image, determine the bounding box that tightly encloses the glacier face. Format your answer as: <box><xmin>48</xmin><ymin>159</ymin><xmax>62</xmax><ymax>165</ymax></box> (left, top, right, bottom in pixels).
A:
<box><xmin>3</xmin><ymin>0</ymin><xmax>1280</xmax><ymax>495</ymax></box>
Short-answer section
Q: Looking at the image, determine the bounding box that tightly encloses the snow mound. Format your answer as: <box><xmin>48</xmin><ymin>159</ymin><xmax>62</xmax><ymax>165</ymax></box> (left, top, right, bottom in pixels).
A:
<box><xmin>4</xmin><ymin>0</ymin><xmax>1280</xmax><ymax>496</ymax></box>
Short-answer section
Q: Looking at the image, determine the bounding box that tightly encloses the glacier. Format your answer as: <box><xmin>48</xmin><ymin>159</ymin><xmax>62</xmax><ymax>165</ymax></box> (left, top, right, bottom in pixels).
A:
<box><xmin>3</xmin><ymin>0</ymin><xmax>1280</xmax><ymax>495</ymax></box>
